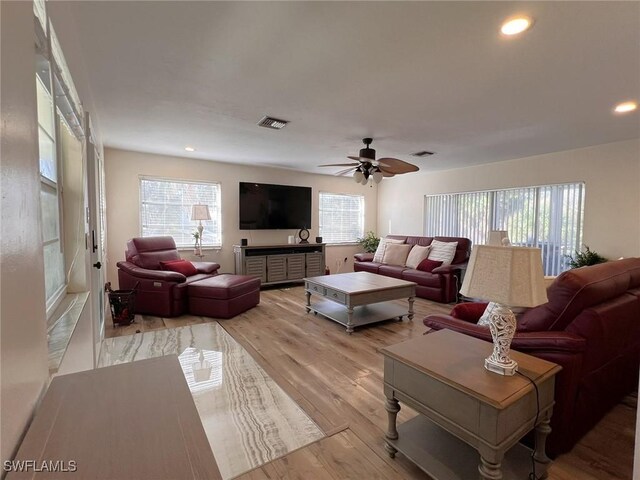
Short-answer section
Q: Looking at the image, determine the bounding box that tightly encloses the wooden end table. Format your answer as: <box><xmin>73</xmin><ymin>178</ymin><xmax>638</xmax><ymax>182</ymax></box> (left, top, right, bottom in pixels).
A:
<box><xmin>380</xmin><ymin>329</ymin><xmax>561</xmax><ymax>480</ymax></box>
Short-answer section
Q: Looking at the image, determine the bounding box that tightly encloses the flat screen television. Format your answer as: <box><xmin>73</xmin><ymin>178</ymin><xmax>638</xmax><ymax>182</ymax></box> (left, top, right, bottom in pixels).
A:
<box><xmin>239</xmin><ymin>182</ymin><xmax>312</xmax><ymax>230</ymax></box>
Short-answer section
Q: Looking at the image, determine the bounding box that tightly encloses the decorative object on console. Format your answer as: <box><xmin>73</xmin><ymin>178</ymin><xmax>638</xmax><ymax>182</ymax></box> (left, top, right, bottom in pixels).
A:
<box><xmin>460</xmin><ymin>245</ymin><xmax>547</xmax><ymax>375</ymax></box>
<box><xmin>298</xmin><ymin>228</ymin><xmax>310</xmax><ymax>244</ymax></box>
<box><xmin>191</xmin><ymin>204</ymin><xmax>211</xmax><ymax>257</ymax></box>
<box><xmin>318</xmin><ymin>138</ymin><xmax>419</xmax><ymax>185</ymax></box>
<box><xmin>487</xmin><ymin>230</ymin><xmax>511</xmax><ymax>246</ymax></box>
<box><xmin>241</xmin><ymin>238</ymin><xmax>248</xmax><ymax>246</ymax></box>
<box><xmin>315</xmin><ymin>236</ymin><xmax>322</xmax><ymax>244</ymax></box>
<box><xmin>427</xmin><ymin>239</ymin><xmax>458</xmax><ymax>265</ymax></box>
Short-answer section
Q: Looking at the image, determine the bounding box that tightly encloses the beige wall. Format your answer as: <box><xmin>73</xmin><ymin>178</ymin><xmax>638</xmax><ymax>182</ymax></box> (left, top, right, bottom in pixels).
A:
<box><xmin>104</xmin><ymin>148</ymin><xmax>377</xmax><ymax>286</ymax></box>
<box><xmin>0</xmin><ymin>1</ymin><xmax>50</xmax><ymax>463</ymax></box>
<box><xmin>378</xmin><ymin>139</ymin><xmax>640</xmax><ymax>259</ymax></box>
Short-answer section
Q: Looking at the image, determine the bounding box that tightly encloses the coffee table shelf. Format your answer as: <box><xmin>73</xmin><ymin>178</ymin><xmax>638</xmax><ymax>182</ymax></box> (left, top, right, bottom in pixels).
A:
<box><xmin>307</xmin><ymin>298</ymin><xmax>410</xmax><ymax>329</ymax></box>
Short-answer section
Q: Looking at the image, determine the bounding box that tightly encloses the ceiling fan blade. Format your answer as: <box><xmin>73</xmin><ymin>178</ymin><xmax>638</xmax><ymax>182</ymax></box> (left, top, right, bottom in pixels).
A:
<box><xmin>378</xmin><ymin>166</ymin><xmax>396</xmax><ymax>177</ymax></box>
<box><xmin>319</xmin><ymin>163</ymin><xmax>359</xmax><ymax>167</ymax></box>
<box><xmin>347</xmin><ymin>156</ymin><xmax>371</xmax><ymax>163</ymax></box>
<box><xmin>377</xmin><ymin>157</ymin><xmax>420</xmax><ymax>174</ymax></box>
<box><xmin>335</xmin><ymin>166</ymin><xmax>358</xmax><ymax>176</ymax></box>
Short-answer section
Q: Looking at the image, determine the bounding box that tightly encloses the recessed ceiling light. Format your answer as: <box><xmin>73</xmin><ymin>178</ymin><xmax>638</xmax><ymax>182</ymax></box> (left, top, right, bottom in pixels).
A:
<box><xmin>614</xmin><ymin>101</ymin><xmax>638</xmax><ymax>114</ymax></box>
<box><xmin>501</xmin><ymin>16</ymin><xmax>533</xmax><ymax>36</ymax></box>
<box><xmin>184</xmin><ymin>146</ymin><xmax>196</xmax><ymax>152</ymax></box>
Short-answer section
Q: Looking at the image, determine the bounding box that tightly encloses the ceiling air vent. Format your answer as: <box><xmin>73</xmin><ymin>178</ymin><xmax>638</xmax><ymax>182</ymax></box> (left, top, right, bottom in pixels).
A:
<box><xmin>258</xmin><ymin>116</ymin><xmax>289</xmax><ymax>130</ymax></box>
<box><xmin>411</xmin><ymin>150</ymin><xmax>435</xmax><ymax>157</ymax></box>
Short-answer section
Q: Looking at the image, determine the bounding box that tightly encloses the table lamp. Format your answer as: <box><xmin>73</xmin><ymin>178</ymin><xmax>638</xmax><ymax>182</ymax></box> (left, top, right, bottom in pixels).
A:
<box><xmin>487</xmin><ymin>230</ymin><xmax>510</xmax><ymax>246</ymax></box>
<box><xmin>191</xmin><ymin>204</ymin><xmax>211</xmax><ymax>257</ymax></box>
<box><xmin>460</xmin><ymin>245</ymin><xmax>547</xmax><ymax>375</ymax></box>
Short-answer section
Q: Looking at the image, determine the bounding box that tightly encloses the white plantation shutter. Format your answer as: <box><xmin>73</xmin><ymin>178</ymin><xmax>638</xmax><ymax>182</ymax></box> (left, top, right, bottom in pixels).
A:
<box><xmin>425</xmin><ymin>183</ymin><xmax>585</xmax><ymax>275</ymax></box>
<box><xmin>319</xmin><ymin>192</ymin><xmax>364</xmax><ymax>243</ymax></box>
<box><xmin>140</xmin><ymin>178</ymin><xmax>222</xmax><ymax>247</ymax></box>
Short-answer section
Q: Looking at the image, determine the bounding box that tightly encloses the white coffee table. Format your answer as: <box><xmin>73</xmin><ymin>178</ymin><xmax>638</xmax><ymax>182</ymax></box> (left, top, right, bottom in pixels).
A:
<box><xmin>304</xmin><ymin>272</ymin><xmax>416</xmax><ymax>334</ymax></box>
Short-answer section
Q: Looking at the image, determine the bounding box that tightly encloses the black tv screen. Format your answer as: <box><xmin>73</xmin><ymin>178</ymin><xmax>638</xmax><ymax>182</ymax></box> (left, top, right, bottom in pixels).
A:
<box><xmin>239</xmin><ymin>182</ymin><xmax>312</xmax><ymax>230</ymax></box>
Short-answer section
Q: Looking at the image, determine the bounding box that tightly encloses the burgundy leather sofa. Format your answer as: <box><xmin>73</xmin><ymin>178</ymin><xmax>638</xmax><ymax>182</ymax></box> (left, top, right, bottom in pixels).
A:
<box><xmin>117</xmin><ymin>236</ymin><xmax>221</xmax><ymax>317</ymax></box>
<box><xmin>423</xmin><ymin>258</ymin><xmax>640</xmax><ymax>456</ymax></box>
<box><xmin>354</xmin><ymin>236</ymin><xmax>471</xmax><ymax>303</ymax></box>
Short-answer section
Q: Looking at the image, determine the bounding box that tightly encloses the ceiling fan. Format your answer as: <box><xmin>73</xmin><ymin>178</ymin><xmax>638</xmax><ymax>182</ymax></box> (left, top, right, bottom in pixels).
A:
<box><xmin>319</xmin><ymin>138</ymin><xmax>419</xmax><ymax>184</ymax></box>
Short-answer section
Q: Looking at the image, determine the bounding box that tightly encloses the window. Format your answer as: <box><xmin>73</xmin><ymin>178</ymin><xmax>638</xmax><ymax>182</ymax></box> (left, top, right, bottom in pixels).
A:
<box><xmin>319</xmin><ymin>192</ymin><xmax>364</xmax><ymax>243</ymax></box>
<box><xmin>37</xmin><ymin>68</ymin><xmax>66</xmax><ymax>312</ymax></box>
<box><xmin>424</xmin><ymin>182</ymin><xmax>585</xmax><ymax>275</ymax></box>
<box><xmin>140</xmin><ymin>178</ymin><xmax>222</xmax><ymax>248</ymax></box>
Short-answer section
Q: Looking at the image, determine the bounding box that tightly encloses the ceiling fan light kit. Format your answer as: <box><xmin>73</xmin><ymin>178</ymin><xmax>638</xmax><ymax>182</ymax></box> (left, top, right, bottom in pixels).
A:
<box><xmin>320</xmin><ymin>138</ymin><xmax>420</xmax><ymax>185</ymax></box>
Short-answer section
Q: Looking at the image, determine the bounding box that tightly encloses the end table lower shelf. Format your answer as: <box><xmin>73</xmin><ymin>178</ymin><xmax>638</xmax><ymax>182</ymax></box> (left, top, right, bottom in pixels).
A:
<box><xmin>388</xmin><ymin>415</ymin><xmax>536</xmax><ymax>480</ymax></box>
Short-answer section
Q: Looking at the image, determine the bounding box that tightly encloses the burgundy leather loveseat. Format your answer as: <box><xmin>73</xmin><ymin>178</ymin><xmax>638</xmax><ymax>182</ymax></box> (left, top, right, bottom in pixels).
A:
<box><xmin>117</xmin><ymin>236</ymin><xmax>221</xmax><ymax>317</ymax></box>
<box><xmin>423</xmin><ymin>258</ymin><xmax>640</xmax><ymax>455</ymax></box>
<box><xmin>354</xmin><ymin>235</ymin><xmax>471</xmax><ymax>303</ymax></box>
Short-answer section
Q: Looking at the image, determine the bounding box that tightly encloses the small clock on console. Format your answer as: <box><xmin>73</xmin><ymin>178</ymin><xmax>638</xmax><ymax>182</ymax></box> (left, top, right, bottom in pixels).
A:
<box><xmin>298</xmin><ymin>228</ymin><xmax>310</xmax><ymax>244</ymax></box>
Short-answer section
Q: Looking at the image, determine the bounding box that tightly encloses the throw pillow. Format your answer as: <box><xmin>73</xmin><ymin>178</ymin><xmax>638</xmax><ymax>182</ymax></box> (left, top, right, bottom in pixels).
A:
<box><xmin>405</xmin><ymin>245</ymin><xmax>431</xmax><ymax>269</ymax></box>
<box><xmin>382</xmin><ymin>243</ymin><xmax>413</xmax><ymax>266</ymax></box>
<box><xmin>477</xmin><ymin>301</ymin><xmax>498</xmax><ymax>326</ymax></box>
<box><xmin>160</xmin><ymin>259</ymin><xmax>198</xmax><ymax>277</ymax></box>
<box><xmin>372</xmin><ymin>237</ymin><xmax>405</xmax><ymax>263</ymax></box>
<box><xmin>427</xmin><ymin>240</ymin><xmax>458</xmax><ymax>266</ymax></box>
<box><xmin>416</xmin><ymin>258</ymin><xmax>443</xmax><ymax>272</ymax></box>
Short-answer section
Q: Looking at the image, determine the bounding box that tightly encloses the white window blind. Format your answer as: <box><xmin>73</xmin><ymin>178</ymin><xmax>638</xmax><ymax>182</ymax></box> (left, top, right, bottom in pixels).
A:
<box><xmin>425</xmin><ymin>183</ymin><xmax>585</xmax><ymax>275</ymax></box>
<box><xmin>140</xmin><ymin>178</ymin><xmax>222</xmax><ymax>248</ymax></box>
<box><xmin>319</xmin><ymin>192</ymin><xmax>364</xmax><ymax>243</ymax></box>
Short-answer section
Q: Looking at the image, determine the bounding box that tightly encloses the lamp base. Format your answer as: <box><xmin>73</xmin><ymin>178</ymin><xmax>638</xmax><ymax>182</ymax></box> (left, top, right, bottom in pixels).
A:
<box><xmin>484</xmin><ymin>357</ymin><xmax>518</xmax><ymax>376</ymax></box>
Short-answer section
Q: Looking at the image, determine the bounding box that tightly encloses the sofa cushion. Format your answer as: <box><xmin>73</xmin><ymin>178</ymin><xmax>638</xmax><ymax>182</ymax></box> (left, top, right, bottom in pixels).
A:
<box><xmin>378</xmin><ymin>264</ymin><xmax>407</xmax><ymax>279</ymax></box>
<box><xmin>373</xmin><ymin>237</ymin><xmax>405</xmax><ymax>263</ymax></box>
<box><xmin>406</xmin><ymin>245</ymin><xmax>431</xmax><ymax>269</ymax></box>
<box><xmin>382</xmin><ymin>243</ymin><xmax>412</xmax><ymax>266</ymax></box>
<box><xmin>417</xmin><ymin>258</ymin><xmax>443</xmax><ymax>272</ymax></box>
<box><xmin>427</xmin><ymin>240</ymin><xmax>458</xmax><ymax>265</ymax></box>
<box><xmin>126</xmin><ymin>236</ymin><xmax>181</xmax><ymax>270</ymax></box>
<box><xmin>160</xmin><ymin>259</ymin><xmax>198</xmax><ymax>277</ymax></box>
<box><xmin>401</xmin><ymin>269</ymin><xmax>442</xmax><ymax>288</ymax></box>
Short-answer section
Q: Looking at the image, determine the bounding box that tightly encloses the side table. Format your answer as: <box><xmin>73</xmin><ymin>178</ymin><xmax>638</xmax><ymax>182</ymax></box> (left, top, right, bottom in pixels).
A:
<box><xmin>380</xmin><ymin>329</ymin><xmax>561</xmax><ymax>480</ymax></box>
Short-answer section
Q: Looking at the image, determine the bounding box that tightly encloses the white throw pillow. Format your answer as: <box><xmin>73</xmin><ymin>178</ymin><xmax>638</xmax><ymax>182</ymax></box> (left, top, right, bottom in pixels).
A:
<box><xmin>373</xmin><ymin>237</ymin><xmax>404</xmax><ymax>263</ymax></box>
<box><xmin>382</xmin><ymin>243</ymin><xmax>413</xmax><ymax>266</ymax></box>
<box><xmin>477</xmin><ymin>301</ymin><xmax>498</xmax><ymax>326</ymax></box>
<box><xmin>427</xmin><ymin>240</ymin><xmax>458</xmax><ymax>266</ymax></box>
<box><xmin>405</xmin><ymin>245</ymin><xmax>431</xmax><ymax>269</ymax></box>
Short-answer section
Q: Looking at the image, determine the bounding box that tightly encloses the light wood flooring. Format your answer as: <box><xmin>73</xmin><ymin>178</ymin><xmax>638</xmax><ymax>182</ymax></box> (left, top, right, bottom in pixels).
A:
<box><xmin>105</xmin><ymin>286</ymin><xmax>636</xmax><ymax>480</ymax></box>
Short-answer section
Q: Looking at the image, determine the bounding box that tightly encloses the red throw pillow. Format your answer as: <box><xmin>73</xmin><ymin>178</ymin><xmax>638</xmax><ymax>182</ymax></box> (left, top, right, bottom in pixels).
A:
<box><xmin>416</xmin><ymin>258</ymin><xmax>443</xmax><ymax>272</ymax></box>
<box><xmin>160</xmin><ymin>259</ymin><xmax>198</xmax><ymax>277</ymax></box>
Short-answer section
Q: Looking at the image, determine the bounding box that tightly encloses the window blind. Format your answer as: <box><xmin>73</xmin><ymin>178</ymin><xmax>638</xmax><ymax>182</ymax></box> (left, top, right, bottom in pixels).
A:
<box><xmin>425</xmin><ymin>183</ymin><xmax>585</xmax><ymax>275</ymax></box>
<box><xmin>140</xmin><ymin>178</ymin><xmax>222</xmax><ymax>248</ymax></box>
<box><xmin>319</xmin><ymin>192</ymin><xmax>364</xmax><ymax>243</ymax></box>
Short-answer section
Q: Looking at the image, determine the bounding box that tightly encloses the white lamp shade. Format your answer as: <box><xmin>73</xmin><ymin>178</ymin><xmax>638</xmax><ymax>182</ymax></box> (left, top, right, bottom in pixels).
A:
<box><xmin>353</xmin><ymin>170</ymin><xmax>364</xmax><ymax>183</ymax></box>
<box><xmin>487</xmin><ymin>230</ymin><xmax>509</xmax><ymax>246</ymax></box>
<box><xmin>372</xmin><ymin>170</ymin><xmax>383</xmax><ymax>183</ymax></box>
<box><xmin>360</xmin><ymin>175</ymin><xmax>369</xmax><ymax>185</ymax></box>
<box><xmin>191</xmin><ymin>204</ymin><xmax>211</xmax><ymax>221</ymax></box>
<box><xmin>460</xmin><ymin>245</ymin><xmax>548</xmax><ymax>308</ymax></box>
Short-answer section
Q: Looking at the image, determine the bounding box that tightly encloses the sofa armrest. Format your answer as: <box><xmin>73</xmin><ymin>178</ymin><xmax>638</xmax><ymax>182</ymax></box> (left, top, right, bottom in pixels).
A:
<box><xmin>192</xmin><ymin>261</ymin><xmax>220</xmax><ymax>274</ymax></box>
<box><xmin>116</xmin><ymin>261</ymin><xmax>186</xmax><ymax>283</ymax></box>
<box><xmin>354</xmin><ymin>253</ymin><xmax>374</xmax><ymax>262</ymax></box>
<box><xmin>424</xmin><ymin>314</ymin><xmax>587</xmax><ymax>354</ymax></box>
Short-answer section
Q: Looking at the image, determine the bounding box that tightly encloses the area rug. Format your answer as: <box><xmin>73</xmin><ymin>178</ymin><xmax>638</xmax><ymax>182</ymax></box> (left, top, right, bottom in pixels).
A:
<box><xmin>99</xmin><ymin>321</ymin><xmax>325</xmax><ymax>479</ymax></box>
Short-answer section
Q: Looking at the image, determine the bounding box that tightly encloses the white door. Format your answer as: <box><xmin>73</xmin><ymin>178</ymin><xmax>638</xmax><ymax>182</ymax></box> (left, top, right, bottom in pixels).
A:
<box><xmin>85</xmin><ymin>116</ymin><xmax>106</xmax><ymax>365</ymax></box>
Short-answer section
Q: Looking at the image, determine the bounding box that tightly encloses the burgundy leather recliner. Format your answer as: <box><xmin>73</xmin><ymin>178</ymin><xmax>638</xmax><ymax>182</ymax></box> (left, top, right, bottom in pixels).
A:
<box><xmin>117</xmin><ymin>236</ymin><xmax>220</xmax><ymax>317</ymax></box>
<box><xmin>423</xmin><ymin>258</ymin><xmax>640</xmax><ymax>456</ymax></box>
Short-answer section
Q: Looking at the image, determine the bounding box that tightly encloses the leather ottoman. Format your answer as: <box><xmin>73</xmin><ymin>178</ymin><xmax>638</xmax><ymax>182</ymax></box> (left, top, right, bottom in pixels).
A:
<box><xmin>188</xmin><ymin>274</ymin><xmax>261</xmax><ymax>319</ymax></box>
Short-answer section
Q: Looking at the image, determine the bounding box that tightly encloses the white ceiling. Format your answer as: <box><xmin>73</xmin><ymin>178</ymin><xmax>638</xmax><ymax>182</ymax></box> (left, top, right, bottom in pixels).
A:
<box><xmin>49</xmin><ymin>1</ymin><xmax>640</xmax><ymax>175</ymax></box>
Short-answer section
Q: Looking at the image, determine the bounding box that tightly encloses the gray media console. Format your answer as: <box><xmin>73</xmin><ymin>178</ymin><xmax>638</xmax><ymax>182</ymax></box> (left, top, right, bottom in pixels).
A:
<box><xmin>233</xmin><ymin>243</ymin><xmax>326</xmax><ymax>286</ymax></box>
